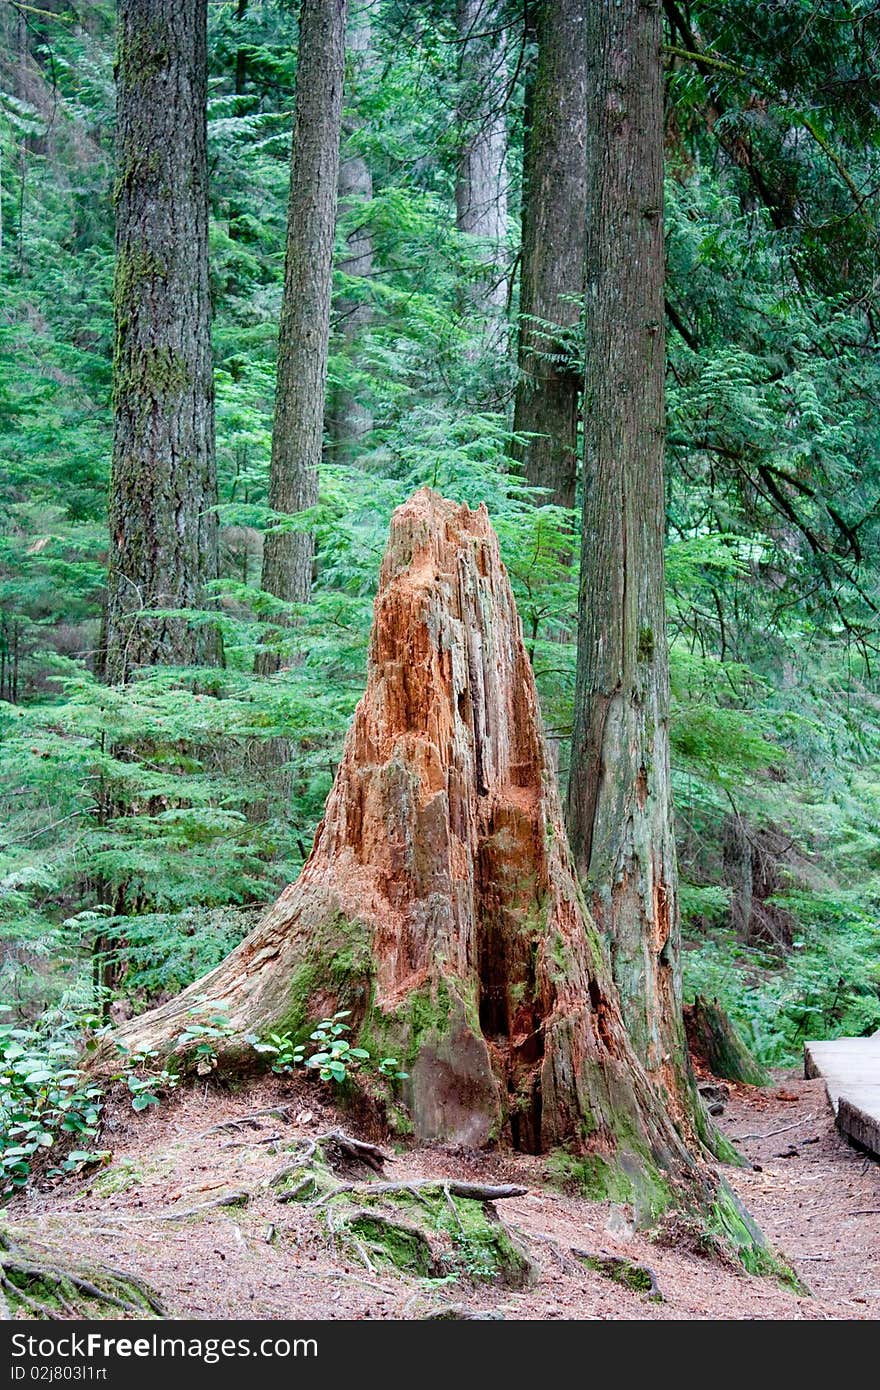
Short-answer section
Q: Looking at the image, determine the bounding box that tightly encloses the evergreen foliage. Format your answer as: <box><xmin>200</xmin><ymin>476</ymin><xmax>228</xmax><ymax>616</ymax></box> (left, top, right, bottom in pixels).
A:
<box><xmin>0</xmin><ymin>0</ymin><xmax>878</xmax><ymax>1160</ymax></box>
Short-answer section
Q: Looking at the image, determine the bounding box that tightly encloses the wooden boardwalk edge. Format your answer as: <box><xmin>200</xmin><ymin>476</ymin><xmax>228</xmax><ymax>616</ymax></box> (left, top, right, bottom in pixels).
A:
<box><xmin>804</xmin><ymin>1036</ymin><xmax>880</xmax><ymax>1160</ymax></box>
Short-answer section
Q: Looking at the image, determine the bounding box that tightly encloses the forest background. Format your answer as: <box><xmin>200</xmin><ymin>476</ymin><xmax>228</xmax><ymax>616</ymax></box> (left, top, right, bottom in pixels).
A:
<box><xmin>1</xmin><ymin>0</ymin><xmax>879</xmax><ymax>1191</ymax></box>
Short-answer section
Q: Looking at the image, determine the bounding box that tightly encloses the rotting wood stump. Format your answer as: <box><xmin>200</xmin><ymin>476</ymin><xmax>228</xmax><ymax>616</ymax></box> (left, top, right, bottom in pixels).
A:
<box><xmin>96</xmin><ymin>489</ymin><xmax>701</xmax><ymax>1184</ymax></box>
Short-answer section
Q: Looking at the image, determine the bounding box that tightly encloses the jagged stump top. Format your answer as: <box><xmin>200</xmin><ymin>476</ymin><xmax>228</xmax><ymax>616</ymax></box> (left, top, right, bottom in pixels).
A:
<box><xmin>101</xmin><ymin>488</ymin><xmax>695</xmax><ymax>1172</ymax></box>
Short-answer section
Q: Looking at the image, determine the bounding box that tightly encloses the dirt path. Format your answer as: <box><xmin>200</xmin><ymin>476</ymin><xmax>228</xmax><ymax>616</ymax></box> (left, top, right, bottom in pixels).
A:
<box><xmin>718</xmin><ymin>1070</ymin><xmax>880</xmax><ymax>1316</ymax></box>
<box><xmin>8</xmin><ymin>1067</ymin><xmax>879</xmax><ymax>1320</ymax></box>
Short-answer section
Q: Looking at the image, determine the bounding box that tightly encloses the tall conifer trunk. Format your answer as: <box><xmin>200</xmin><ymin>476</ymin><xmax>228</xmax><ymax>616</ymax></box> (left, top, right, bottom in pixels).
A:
<box><xmin>328</xmin><ymin>1</ymin><xmax>374</xmax><ymax>460</ymax></box>
<box><xmin>104</xmin><ymin>0</ymin><xmax>219</xmax><ymax>684</ymax></box>
<box><xmin>513</xmin><ymin>0</ymin><xmax>587</xmax><ymax>512</ymax></box>
<box><xmin>566</xmin><ymin>0</ymin><xmax>694</xmax><ymax>1119</ymax></box>
<box><xmin>256</xmin><ymin>0</ymin><xmax>348</xmax><ymax>671</ymax></box>
<box><xmin>455</xmin><ymin>0</ymin><xmax>509</xmax><ymax>337</ymax></box>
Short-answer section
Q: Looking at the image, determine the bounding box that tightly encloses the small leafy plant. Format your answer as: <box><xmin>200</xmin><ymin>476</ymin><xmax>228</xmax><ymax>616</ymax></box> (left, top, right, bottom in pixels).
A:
<box><xmin>174</xmin><ymin>1003</ymin><xmax>236</xmax><ymax>1075</ymax></box>
<box><xmin>119</xmin><ymin>1047</ymin><xmax>180</xmax><ymax>1112</ymax></box>
<box><xmin>0</xmin><ymin>1010</ymin><xmax>105</xmax><ymax>1198</ymax></box>
<box><xmin>250</xmin><ymin>1011</ymin><xmax>408</xmax><ymax>1084</ymax></box>
<box><xmin>248</xmin><ymin>1031</ymin><xmax>307</xmax><ymax>1074</ymax></box>
<box><xmin>303</xmin><ymin>1011</ymin><xmax>371</xmax><ymax>1083</ymax></box>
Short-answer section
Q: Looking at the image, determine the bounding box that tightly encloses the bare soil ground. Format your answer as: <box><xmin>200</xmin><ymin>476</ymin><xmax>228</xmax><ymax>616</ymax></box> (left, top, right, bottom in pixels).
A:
<box><xmin>7</xmin><ymin>1066</ymin><xmax>879</xmax><ymax>1320</ymax></box>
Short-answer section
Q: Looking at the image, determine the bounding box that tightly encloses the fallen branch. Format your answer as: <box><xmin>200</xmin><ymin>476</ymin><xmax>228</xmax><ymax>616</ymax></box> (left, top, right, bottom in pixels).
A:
<box><xmin>849</xmin><ymin>1208</ymin><xmax>880</xmax><ymax>1216</ymax></box>
<box><xmin>300</xmin><ymin>1178</ymin><xmax>527</xmax><ymax>1209</ymax></box>
<box><xmin>362</xmin><ymin>1180</ymin><xmax>527</xmax><ymax>1202</ymax></box>
<box><xmin>732</xmin><ymin>1114</ymin><xmax>814</xmax><ymax>1142</ymax></box>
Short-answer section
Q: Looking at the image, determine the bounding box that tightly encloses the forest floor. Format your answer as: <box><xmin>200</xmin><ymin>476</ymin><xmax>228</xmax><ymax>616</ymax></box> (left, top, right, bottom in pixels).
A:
<box><xmin>8</xmin><ymin>1064</ymin><xmax>880</xmax><ymax>1321</ymax></box>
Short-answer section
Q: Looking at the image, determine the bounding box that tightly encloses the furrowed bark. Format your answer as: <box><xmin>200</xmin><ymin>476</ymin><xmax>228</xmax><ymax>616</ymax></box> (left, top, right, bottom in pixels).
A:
<box><xmin>566</xmin><ymin>0</ymin><xmax>700</xmax><ymax>1132</ymax></box>
<box><xmin>455</xmin><ymin>0</ymin><xmax>509</xmax><ymax>341</ymax></box>
<box><xmin>512</xmin><ymin>0</ymin><xmax>587</xmax><ymax>512</ymax></box>
<box><xmin>328</xmin><ymin>0</ymin><xmax>374</xmax><ymax>460</ymax></box>
<box><xmin>104</xmin><ymin>0</ymin><xmax>220</xmax><ymax>683</ymax></box>
<box><xmin>257</xmin><ymin>0</ymin><xmax>348</xmax><ymax>670</ymax></box>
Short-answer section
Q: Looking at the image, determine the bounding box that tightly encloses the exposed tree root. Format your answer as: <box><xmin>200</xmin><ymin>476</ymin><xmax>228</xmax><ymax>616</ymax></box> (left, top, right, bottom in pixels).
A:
<box><xmin>423</xmin><ymin>1304</ymin><xmax>506</xmax><ymax>1320</ymax></box>
<box><xmin>198</xmin><ymin>1105</ymin><xmax>299</xmax><ymax>1135</ymax></box>
<box><xmin>0</xmin><ymin>1229</ymin><xmax>164</xmax><ymax>1319</ymax></box>
<box><xmin>270</xmin><ymin>1130</ymin><xmax>390</xmax><ymax>1194</ymax></box>
<box><xmin>267</xmin><ymin>1132</ymin><xmax>534</xmax><ymax>1287</ymax></box>
<box><xmin>151</xmin><ymin>1190</ymin><xmax>250</xmax><ymax>1220</ymax></box>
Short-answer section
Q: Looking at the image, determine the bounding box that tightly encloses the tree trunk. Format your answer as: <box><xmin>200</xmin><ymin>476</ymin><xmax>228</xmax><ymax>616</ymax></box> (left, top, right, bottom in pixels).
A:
<box><xmin>565</xmin><ymin>0</ymin><xmax>696</xmax><ymax>1119</ymax></box>
<box><xmin>512</xmin><ymin>0</ymin><xmax>587</xmax><ymax>513</ymax></box>
<box><xmin>256</xmin><ymin>0</ymin><xmax>348</xmax><ymax>672</ymax></box>
<box><xmin>328</xmin><ymin>1</ymin><xmax>374</xmax><ymax>461</ymax></box>
<box><xmin>684</xmin><ymin>996</ymin><xmax>767</xmax><ymax>1087</ymax></box>
<box><xmin>455</xmin><ymin>0</ymin><xmax>509</xmax><ymax>337</ymax></box>
<box><xmin>99</xmin><ymin>490</ymin><xmax>706</xmax><ymax>1202</ymax></box>
<box><xmin>103</xmin><ymin>0</ymin><xmax>220</xmax><ymax>684</ymax></box>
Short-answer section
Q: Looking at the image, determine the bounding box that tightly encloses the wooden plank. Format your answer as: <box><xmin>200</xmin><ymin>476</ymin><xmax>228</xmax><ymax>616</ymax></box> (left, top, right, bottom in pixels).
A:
<box><xmin>804</xmin><ymin>1035</ymin><xmax>880</xmax><ymax>1157</ymax></box>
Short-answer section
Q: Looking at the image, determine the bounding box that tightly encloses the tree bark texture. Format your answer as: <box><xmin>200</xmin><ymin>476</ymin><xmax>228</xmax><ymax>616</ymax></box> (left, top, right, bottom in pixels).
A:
<box><xmin>566</xmin><ymin>0</ymin><xmax>690</xmax><ymax>1111</ymax></box>
<box><xmin>455</xmin><ymin>0</ymin><xmax>509</xmax><ymax>329</ymax></box>
<box><xmin>104</xmin><ymin>0</ymin><xmax>220</xmax><ymax>684</ymax></box>
<box><xmin>512</xmin><ymin>0</ymin><xmax>587</xmax><ymax>512</ymax></box>
<box><xmin>257</xmin><ymin>0</ymin><xmax>348</xmax><ymax>671</ymax></box>
<box><xmin>683</xmin><ymin>996</ymin><xmax>767</xmax><ymax>1087</ymax></box>
<box><xmin>101</xmin><ymin>491</ymin><xmax>704</xmax><ymax>1186</ymax></box>
<box><xmin>328</xmin><ymin>0</ymin><xmax>374</xmax><ymax>460</ymax></box>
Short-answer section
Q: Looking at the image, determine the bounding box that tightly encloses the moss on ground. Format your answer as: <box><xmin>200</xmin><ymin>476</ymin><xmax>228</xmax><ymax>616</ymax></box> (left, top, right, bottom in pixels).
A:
<box><xmin>0</xmin><ymin>1229</ymin><xmax>163</xmax><ymax>1319</ymax></box>
<box><xmin>574</xmin><ymin>1251</ymin><xmax>662</xmax><ymax>1300</ymax></box>
<box><xmin>89</xmin><ymin>1160</ymin><xmax>143</xmax><ymax>1198</ymax></box>
<box><xmin>346</xmin><ymin>1212</ymin><xmax>435</xmax><ymax>1276</ymax></box>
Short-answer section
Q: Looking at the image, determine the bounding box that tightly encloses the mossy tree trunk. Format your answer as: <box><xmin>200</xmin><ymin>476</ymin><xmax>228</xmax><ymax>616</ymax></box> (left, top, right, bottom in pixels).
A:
<box><xmin>256</xmin><ymin>0</ymin><xmax>348</xmax><ymax>672</ymax></box>
<box><xmin>328</xmin><ymin>0</ymin><xmax>374</xmax><ymax>461</ymax></box>
<box><xmin>512</xmin><ymin>0</ymin><xmax>587</xmax><ymax>513</ymax></box>
<box><xmin>100</xmin><ymin>490</ymin><xmax>708</xmax><ymax>1202</ymax></box>
<box><xmin>565</xmin><ymin>0</ymin><xmax>701</xmax><ymax>1138</ymax></box>
<box><xmin>684</xmin><ymin>997</ymin><xmax>767</xmax><ymax>1087</ymax></box>
<box><xmin>103</xmin><ymin>0</ymin><xmax>220</xmax><ymax>684</ymax></box>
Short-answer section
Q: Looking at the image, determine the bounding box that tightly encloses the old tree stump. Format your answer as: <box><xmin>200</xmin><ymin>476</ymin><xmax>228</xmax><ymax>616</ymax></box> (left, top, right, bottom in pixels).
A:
<box><xmin>99</xmin><ymin>490</ymin><xmax>722</xmax><ymax>1202</ymax></box>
